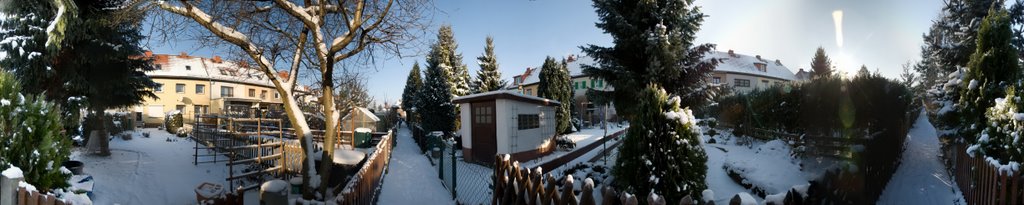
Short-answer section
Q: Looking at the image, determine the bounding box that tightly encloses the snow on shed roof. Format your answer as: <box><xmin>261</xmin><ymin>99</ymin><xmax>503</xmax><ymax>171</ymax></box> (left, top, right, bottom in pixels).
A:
<box><xmin>453</xmin><ymin>90</ymin><xmax>561</xmax><ymax>106</ymax></box>
<box><xmin>342</xmin><ymin>107</ymin><xmax>381</xmax><ymax>122</ymax></box>
<box><xmin>705</xmin><ymin>51</ymin><xmax>796</xmax><ymax>81</ymax></box>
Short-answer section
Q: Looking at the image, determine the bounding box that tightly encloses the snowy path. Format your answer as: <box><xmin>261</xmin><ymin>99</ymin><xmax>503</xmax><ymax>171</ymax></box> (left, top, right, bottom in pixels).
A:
<box><xmin>378</xmin><ymin>127</ymin><xmax>456</xmax><ymax>205</ymax></box>
<box><xmin>877</xmin><ymin>110</ymin><xmax>965</xmax><ymax>205</ymax></box>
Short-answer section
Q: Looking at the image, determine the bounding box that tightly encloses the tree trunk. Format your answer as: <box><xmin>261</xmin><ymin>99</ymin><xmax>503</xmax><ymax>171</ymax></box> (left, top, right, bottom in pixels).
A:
<box><xmin>319</xmin><ymin>74</ymin><xmax>339</xmax><ymax>198</ymax></box>
<box><xmin>94</xmin><ymin>109</ymin><xmax>111</xmax><ymax>156</ymax></box>
<box><xmin>275</xmin><ymin>88</ymin><xmax>318</xmax><ymax>200</ymax></box>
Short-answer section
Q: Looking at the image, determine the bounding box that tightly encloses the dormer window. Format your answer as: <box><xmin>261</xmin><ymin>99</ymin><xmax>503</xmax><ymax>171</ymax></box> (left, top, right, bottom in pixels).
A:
<box><xmin>186</xmin><ymin>65</ymin><xmax>191</xmax><ymax>71</ymax></box>
<box><xmin>754</xmin><ymin>63</ymin><xmax>767</xmax><ymax>72</ymax></box>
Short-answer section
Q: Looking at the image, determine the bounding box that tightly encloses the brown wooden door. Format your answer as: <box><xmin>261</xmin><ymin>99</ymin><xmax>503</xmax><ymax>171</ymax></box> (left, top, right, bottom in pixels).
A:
<box><xmin>471</xmin><ymin>102</ymin><xmax>497</xmax><ymax>163</ymax></box>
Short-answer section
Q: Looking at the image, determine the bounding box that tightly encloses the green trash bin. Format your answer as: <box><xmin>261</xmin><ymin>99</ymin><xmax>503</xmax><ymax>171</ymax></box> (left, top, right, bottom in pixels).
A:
<box><xmin>354</xmin><ymin>127</ymin><xmax>372</xmax><ymax>148</ymax></box>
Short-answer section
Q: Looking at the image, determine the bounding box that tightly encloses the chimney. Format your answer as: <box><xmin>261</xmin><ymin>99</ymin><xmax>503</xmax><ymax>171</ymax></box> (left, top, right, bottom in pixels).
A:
<box><xmin>567</xmin><ymin>54</ymin><xmax>577</xmax><ymax>63</ymax></box>
<box><xmin>144</xmin><ymin>50</ymin><xmax>153</xmax><ymax>57</ymax></box>
<box><xmin>799</xmin><ymin>68</ymin><xmax>805</xmax><ymax>72</ymax></box>
<box><xmin>728</xmin><ymin>50</ymin><xmax>736</xmax><ymax>57</ymax></box>
<box><xmin>277</xmin><ymin>71</ymin><xmax>289</xmax><ymax>79</ymax></box>
<box><xmin>775</xmin><ymin>59</ymin><xmax>782</xmax><ymax>65</ymax></box>
<box><xmin>212</xmin><ymin>56</ymin><xmax>222</xmax><ymax>63</ymax></box>
<box><xmin>755</xmin><ymin>55</ymin><xmax>762</xmax><ymax>60</ymax></box>
<box><xmin>179</xmin><ymin>52</ymin><xmax>188</xmax><ymax>58</ymax></box>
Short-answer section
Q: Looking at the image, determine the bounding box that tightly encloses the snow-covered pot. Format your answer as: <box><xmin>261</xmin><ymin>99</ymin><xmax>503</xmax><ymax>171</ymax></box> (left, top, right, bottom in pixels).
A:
<box><xmin>62</xmin><ymin>160</ymin><xmax>84</xmax><ymax>175</ymax></box>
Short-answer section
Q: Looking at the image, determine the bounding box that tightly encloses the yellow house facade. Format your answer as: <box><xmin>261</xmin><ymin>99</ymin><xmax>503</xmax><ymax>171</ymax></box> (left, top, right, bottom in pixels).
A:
<box><xmin>134</xmin><ymin>53</ymin><xmax>286</xmax><ymax>126</ymax></box>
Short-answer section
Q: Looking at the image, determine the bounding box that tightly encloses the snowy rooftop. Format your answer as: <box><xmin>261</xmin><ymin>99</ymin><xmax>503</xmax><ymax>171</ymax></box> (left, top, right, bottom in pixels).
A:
<box><xmin>144</xmin><ymin>53</ymin><xmax>278</xmax><ymax>87</ymax></box>
<box><xmin>452</xmin><ymin>90</ymin><xmax>561</xmax><ymax>106</ymax></box>
<box><xmin>516</xmin><ymin>55</ymin><xmax>596</xmax><ymax>86</ymax></box>
<box><xmin>705</xmin><ymin>51</ymin><xmax>796</xmax><ymax>81</ymax></box>
<box><xmin>342</xmin><ymin>107</ymin><xmax>381</xmax><ymax>122</ymax></box>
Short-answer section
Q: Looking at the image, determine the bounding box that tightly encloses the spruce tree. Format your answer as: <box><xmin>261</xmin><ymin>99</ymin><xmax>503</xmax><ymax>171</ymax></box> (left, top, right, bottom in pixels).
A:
<box><xmin>581</xmin><ymin>0</ymin><xmax>718</xmax><ymax>119</ymax></box>
<box><xmin>612</xmin><ymin>84</ymin><xmax>707</xmax><ymax>203</ymax></box>
<box><xmin>960</xmin><ymin>8</ymin><xmax>1021</xmax><ymax>143</ymax></box>
<box><xmin>402</xmin><ymin>62</ymin><xmax>423</xmax><ymax>124</ymax></box>
<box><xmin>434</xmin><ymin>26</ymin><xmax>471</xmax><ymax>98</ymax></box>
<box><xmin>856</xmin><ymin>65</ymin><xmax>871</xmax><ymax>77</ymax></box>
<box><xmin>538</xmin><ymin>57</ymin><xmax>572</xmax><ymax>134</ymax></box>
<box><xmin>473</xmin><ymin>36</ymin><xmax>506</xmax><ymax>93</ymax></box>
<box><xmin>810</xmin><ymin>47</ymin><xmax>833</xmax><ymax>79</ymax></box>
<box><xmin>420</xmin><ymin>41</ymin><xmax>457</xmax><ymax>133</ymax></box>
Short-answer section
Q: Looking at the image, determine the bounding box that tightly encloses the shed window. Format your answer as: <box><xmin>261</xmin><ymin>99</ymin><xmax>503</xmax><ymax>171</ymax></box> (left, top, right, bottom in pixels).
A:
<box><xmin>518</xmin><ymin>114</ymin><xmax>540</xmax><ymax>130</ymax></box>
<box><xmin>475</xmin><ymin>106</ymin><xmax>493</xmax><ymax>124</ymax></box>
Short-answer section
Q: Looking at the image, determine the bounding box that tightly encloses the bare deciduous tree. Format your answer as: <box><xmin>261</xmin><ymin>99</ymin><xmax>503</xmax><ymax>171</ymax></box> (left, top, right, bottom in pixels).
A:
<box><xmin>147</xmin><ymin>0</ymin><xmax>430</xmax><ymax>200</ymax></box>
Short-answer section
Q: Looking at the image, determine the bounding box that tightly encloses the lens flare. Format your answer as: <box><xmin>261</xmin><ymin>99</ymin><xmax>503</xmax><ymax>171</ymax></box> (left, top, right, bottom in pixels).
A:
<box><xmin>832</xmin><ymin>10</ymin><xmax>844</xmax><ymax>48</ymax></box>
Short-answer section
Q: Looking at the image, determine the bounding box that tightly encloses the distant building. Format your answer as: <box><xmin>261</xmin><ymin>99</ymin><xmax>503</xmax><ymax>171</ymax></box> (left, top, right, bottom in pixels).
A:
<box><xmin>508</xmin><ymin>54</ymin><xmax>617</xmax><ymax>126</ymax></box>
<box><xmin>134</xmin><ymin>52</ymin><xmax>291</xmax><ymax>126</ymax></box>
<box><xmin>794</xmin><ymin>68</ymin><xmax>812</xmax><ymax>81</ymax></box>
<box><xmin>706</xmin><ymin>50</ymin><xmax>796</xmax><ymax>93</ymax></box>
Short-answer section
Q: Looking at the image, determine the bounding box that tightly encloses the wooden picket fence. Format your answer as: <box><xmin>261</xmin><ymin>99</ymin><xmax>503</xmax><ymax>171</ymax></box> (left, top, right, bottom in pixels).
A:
<box><xmin>334</xmin><ymin>129</ymin><xmax>395</xmax><ymax>205</ymax></box>
<box><xmin>946</xmin><ymin>142</ymin><xmax>1024</xmax><ymax>205</ymax></box>
<box><xmin>492</xmin><ymin>155</ymin><xmax>715</xmax><ymax>205</ymax></box>
<box><xmin>12</xmin><ymin>188</ymin><xmax>68</xmax><ymax>205</ymax></box>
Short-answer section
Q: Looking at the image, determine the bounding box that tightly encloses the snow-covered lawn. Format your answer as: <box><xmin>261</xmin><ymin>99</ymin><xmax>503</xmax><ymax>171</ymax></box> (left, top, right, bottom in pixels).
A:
<box><xmin>70</xmin><ymin>128</ymin><xmax>237</xmax><ymax>204</ymax></box>
<box><xmin>378</xmin><ymin>127</ymin><xmax>456</xmax><ymax>205</ymax></box>
<box><xmin>877</xmin><ymin>110</ymin><xmax>966</xmax><ymax>205</ymax></box>
<box><xmin>721</xmin><ymin>139</ymin><xmax>809</xmax><ymax>196</ymax></box>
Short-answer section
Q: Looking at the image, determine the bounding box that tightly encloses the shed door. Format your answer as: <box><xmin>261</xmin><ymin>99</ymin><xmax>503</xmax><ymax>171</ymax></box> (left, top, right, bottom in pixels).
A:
<box><xmin>471</xmin><ymin>102</ymin><xmax>497</xmax><ymax>163</ymax></box>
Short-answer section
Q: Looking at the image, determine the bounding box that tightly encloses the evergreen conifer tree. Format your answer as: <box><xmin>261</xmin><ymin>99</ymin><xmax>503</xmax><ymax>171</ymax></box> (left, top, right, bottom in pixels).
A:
<box><xmin>612</xmin><ymin>84</ymin><xmax>707</xmax><ymax>203</ymax></box>
<box><xmin>402</xmin><ymin>62</ymin><xmax>423</xmax><ymax>123</ymax></box>
<box><xmin>960</xmin><ymin>7</ymin><xmax>1021</xmax><ymax>142</ymax></box>
<box><xmin>0</xmin><ymin>70</ymin><xmax>71</xmax><ymax>192</ymax></box>
<box><xmin>581</xmin><ymin>0</ymin><xmax>718</xmax><ymax>118</ymax></box>
<box><xmin>473</xmin><ymin>36</ymin><xmax>506</xmax><ymax>93</ymax></box>
<box><xmin>434</xmin><ymin>26</ymin><xmax>470</xmax><ymax>98</ymax></box>
<box><xmin>420</xmin><ymin>42</ymin><xmax>457</xmax><ymax>133</ymax></box>
<box><xmin>538</xmin><ymin>57</ymin><xmax>572</xmax><ymax>134</ymax></box>
<box><xmin>810</xmin><ymin>47</ymin><xmax>833</xmax><ymax>79</ymax></box>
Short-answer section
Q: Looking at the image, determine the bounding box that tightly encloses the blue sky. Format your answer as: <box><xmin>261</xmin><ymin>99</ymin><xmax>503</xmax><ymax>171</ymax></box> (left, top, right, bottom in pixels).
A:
<box><xmin>147</xmin><ymin>0</ymin><xmax>951</xmax><ymax>104</ymax></box>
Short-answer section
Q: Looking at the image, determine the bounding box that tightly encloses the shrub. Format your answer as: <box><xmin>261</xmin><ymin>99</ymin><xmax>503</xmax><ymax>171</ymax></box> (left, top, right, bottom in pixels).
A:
<box><xmin>613</xmin><ymin>84</ymin><xmax>707</xmax><ymax>203</ymax></box>
<box><xmin>0</xmin><ymin>71</ymin><xmax>71</xmax><ymax>192</ymax></box>
<box><xmin>165</xmin><ymin>110</ymin><xmax>183</xmax><ymax>134</ymax></box>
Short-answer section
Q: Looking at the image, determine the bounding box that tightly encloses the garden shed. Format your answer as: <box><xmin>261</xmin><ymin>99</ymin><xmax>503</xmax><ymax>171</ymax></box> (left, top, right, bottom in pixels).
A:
<box><xmin>341</xmin><ymin>107</ymin><xmax>381</xmax><ymax>132</ymax></box>
<box><xmin>453</xmin><ymin>90</ymin><xmax>560</xmax><ymax>164</ymax></box>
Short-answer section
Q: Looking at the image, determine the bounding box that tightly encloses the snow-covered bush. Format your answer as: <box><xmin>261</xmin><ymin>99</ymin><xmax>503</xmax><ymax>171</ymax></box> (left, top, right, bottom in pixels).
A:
<box><xmin>957</xmin><ymin>8</ymin><xmax>1021</xmax><ymax>143</ymax></box>
<box><xmin>0</xmin><ymin>70</ymin><xmax>72</xmax><ymax>192</ymax></box>
<box><xmin>972</xmin><ymin>86</ymin><xmax>1024</xmax><ymax>167</ymax></box>
<box><xmin>164</xmin><ymin>110</ymin><xmax>183</xmax><ymax>135</ymax></box>
<box><xmin>927</xmin><ymin>68</ymin><xmax>965</xmax><ymax>139</ymax></box>
<box><xmin>612</xmin><ymin>84</ymin><xmax>707</xmax><ymax>203</ymax></box>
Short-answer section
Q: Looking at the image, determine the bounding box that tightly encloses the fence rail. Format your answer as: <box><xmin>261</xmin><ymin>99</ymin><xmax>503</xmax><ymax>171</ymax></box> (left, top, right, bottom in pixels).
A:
<box><xmin>946</xmin><ymin>142</ymin><xmax>1024</xmax><ymax>205</ymax></box>
<box><xmin>335</xmin><ymin>128</ymin><xmax>395</xmax><ymax>205</ymax></box>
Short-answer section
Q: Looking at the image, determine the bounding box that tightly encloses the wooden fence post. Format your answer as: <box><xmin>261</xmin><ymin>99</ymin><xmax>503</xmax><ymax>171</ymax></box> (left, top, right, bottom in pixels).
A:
<box><xmin>0</xmin><ymin>172</ymin><xmax>22</xmax><ymax>205</ymax></box>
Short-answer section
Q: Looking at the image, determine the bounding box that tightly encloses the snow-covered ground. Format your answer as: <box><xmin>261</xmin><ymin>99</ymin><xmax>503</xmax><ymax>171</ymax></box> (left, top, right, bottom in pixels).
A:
<box><xmin>721</xmin><ymin>139</ymin><xmax>809</xmax><ymax>195</ymax></box>
<box><xmin>70</xmin><ymin>128</ymin><xmax>239</xmax><ymax>204</ymax></box>
<box><xmin>378</xmin><ymin>127</ymin><xmax>456</xmax><ymax>205</ymax></box>
<box><xmin>877</xmin><ymin>110</ymin><xmax>966</xmax><ymax>205</ymax></box>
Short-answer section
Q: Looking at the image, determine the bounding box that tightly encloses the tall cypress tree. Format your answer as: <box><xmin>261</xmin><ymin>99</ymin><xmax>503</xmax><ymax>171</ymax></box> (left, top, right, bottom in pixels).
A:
<box><xmin>538</xmin><ymin>57</ymin><xmax>572</xmax><ymax>134</ymax></box>
<box><xmin>581</xmin><ymin>0</ymin><xmax>718</xmax><ymax>119</ymax></box>
<box><xmin>473</xmin><ymin>36</ymin><xmax>506</xmax><ymax>93</ymax></box>
<box><xmin>420</xmin><ymin>41</ymin><xmax>457</xmax><ymax>133</ymax></box>
<box><xmin>959</xmin><ymin>7</ymin><xmax>1020</xmax><ymax>142</ymax></box>
<box><xmin>402</xmin><ymin>62</ymin><xmax>423</xmax><ymax>123</ymax></box>
<box><xmin>810</xmin><ymin>47</ymin><xmax>833</xmax><ymax>79</ymax></box>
